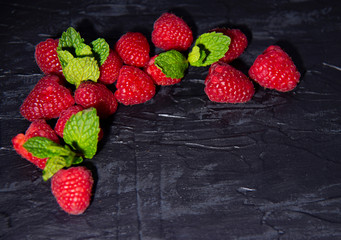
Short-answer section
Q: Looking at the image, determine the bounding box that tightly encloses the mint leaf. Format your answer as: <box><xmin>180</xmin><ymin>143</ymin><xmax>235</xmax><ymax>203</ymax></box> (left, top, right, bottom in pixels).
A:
<box><xmin>188</xmin><ymin>32</ymin><xmax>231</xmax><ymax>67</ymax></box>
<box><xmin>42</xmin><ymin>146</ymin><xmax>84</xmax><ymax>181</ymax></box>
<box><xmin>42</xmin><ymin>157</ymin><xmax>66</xmax><ymax>181</ymax></box>
<box><xmin>63</xmin><ymin>108</ymin><xmax>100</xmax><ymax>159</ymax></box>
<box><xmin>91</xmin><ymin>38</ymin><xmax>110</xmax><ymax>66</ymax></box>
<box><xmin>23</xmin><ymin>137</ymin><xmax>61</xmax><ymax>159</ymax></box>
<box><xmin>75</xmin><ymin>43</ymin><xmax>93</xmax><ymax>57</ymax></box>
<box><xmin>154</xmin><ymin>50</ymin><xmax>188</xmax><ymax>79</ymax></box>
<box><xmin>188</xmin><ymin>46</ymin><xmax>200</xmax><ymax>63</ymax></box>
<box><xmin>57</xmin><ymin>27</ymin><xmax>100</xmax><ymax>87</ymax></box>
<box><xmin>58</xmin><ymin>27</ymin><xmax>84</xmax><ymax>49</ymax></box>
<box><xmin>57</xmin><ymin>49</ymin><xmax>74</xmax><ymax>68</ymax></box>
<box><xmin>63</xmin><ymin>56</ymin><xmax>100</xmax><ymax>87</ymax></box>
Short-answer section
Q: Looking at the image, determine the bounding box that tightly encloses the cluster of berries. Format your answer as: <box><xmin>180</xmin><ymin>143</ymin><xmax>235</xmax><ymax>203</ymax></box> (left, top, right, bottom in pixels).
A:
<box><xmin>12</xmin><ymin>12</ymin><xmax>300</xmax><ymax>215</ymax></box>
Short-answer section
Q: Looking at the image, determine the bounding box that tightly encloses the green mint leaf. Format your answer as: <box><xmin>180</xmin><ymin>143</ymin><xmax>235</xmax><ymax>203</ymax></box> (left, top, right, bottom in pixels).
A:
<box><xmin>58</xmin><ymin>27</ymin><xmax>84</xmax><ymax>49</ymax></box>
<box><xmin>188</xmin><ymin>32</ymin><xmax>231</xmax><ymax>67</ymax></box>
<box><xmin>188</xmin><ymin>46</ymin><xmax>200</xmax><ymax>63</ymax></box>
<box><xmin>57</xmin><ymin>49</ymin><xmax>74</xmax><ymax>68</ymax></box>
<box><xmin>63</xmin><ymin>56</ymin><xmax>100</xmax><ymax>87</ymax></box>
<box><xmin>23</xmin><ymin>137</ymin><xmax>61</xmax><ymax>159</ymax></box>
<box><xmin>63</xmin><ymin>108</ymin><xmax>100</xmax><ymax>159</ymax></box>
<box><xmin>42</xmin><ymin>146</ymin><xmax>84</xmax><ymax>181</ymax></box>
<box><xmin>154</xmin><ymin>50</ymin><xmax>188</xmax><ymax>79</ymax></box>
<box><xmin>42</xmin><ymin>156</ymin><xmax>66</xmax><ymax>181</ymax></box>
<box><xmin>75</xmin><ymin>43</ymin><xmax>93</xmax><ymax>57</ymax></box>
<box><xmin>91</xmin><ymin>38</ymin><xmax>110</xmax><ymax>66</ymax></box>
<box><xmin>188</xmin><ymin>46</ymin><xmax>208</xmax><ymax>67</ymax></box>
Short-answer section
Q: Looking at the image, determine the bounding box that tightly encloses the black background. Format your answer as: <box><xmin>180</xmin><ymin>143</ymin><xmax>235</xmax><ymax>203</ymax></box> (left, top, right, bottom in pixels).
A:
<box><xmin>1</xmin><ymin>0</ymin><xmax>341</xmax><ymax>239</ymax></box>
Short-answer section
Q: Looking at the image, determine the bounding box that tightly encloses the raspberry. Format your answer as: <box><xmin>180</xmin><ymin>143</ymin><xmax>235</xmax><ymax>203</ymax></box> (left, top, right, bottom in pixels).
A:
<box><xmin>205</xmin><ymin>62</ymin><xmax>255</xmax><ymax>103</ymax></box>
<box><xmin>145</xmin><ymin>56</ymin><xmax>182</xmax><ymax>86</ymax></box>
<box><xmin>12</xmin><ymin>119</ymin><xmax>60</xmax><ymax>169</ymax></box>
<box><xmin>74</xmin><ymin>81</ymin><xmax>118</xmax><ymax>118</ymax></box>
<box><xmin>248</xmin><ymin>45</ymin><xmax>300</xmax><ymax>92</ymax></box>
<box><xmin>115</xmin><ymin>65</ymin><xmax>156</xmax><ymax>105</ymax></box>
<box><xmin>98</xmin><ymin>49</ymin><xmax>123</xmax><ymax>85</ymax></box>
<box><xmin>152</xmin><ymin>13</ymin><xmax>193</xmax><ymax>51</ymax></box>
<box><xmin>54</xmin><ymin>105</ymin><xmax>84</xmax><ymax>138</ymax></box>
<box><xmin>20</xmin><ymin>75</ymin><xmax>75</xmax><ymax>121</ymax></box>
<box><xmin>51</xmin><ymin>167</ymin><xmax>93</xmax><ymax>215</ymax></box>
<box><xmin>211</xmin><ymin>28</ymin><xmax>248</xmax><ymax>62</ymax></box>
<box><xmin>35</xmin><ymin>39</ymin><xmax>63</xmax><ymax>75</ymax></box>
<box><xmin>115</xmin><ymin>32</ymin><xmax>150</xmax><ymax>67</ymax></box>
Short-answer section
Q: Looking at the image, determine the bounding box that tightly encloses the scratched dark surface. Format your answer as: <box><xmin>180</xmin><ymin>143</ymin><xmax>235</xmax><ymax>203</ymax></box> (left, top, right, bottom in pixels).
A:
<box><xmin>1</xmin><ymin>0</ymin><xmax>341</xmax><ymax>239</ymax></box>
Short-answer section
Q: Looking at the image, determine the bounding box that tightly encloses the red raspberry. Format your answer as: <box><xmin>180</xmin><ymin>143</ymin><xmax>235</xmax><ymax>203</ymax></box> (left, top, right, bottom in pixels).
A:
<box><xmin>152</xmin><ymin>13</ymin><xmax>193</xmax><ymax>51</ymax></box>
<box><xmin>54</xmin><ymin>105</ymin><xmax>104</xmax><ymax>140</ymax></box>
<box><xmin>205</xmin><ymin>62</ymin><xmax>255</xmax><ymax>103</ymax></box>
<box><xmin>115</xmin><ymin>32</ymin><xmax>150</xmax><ymax>67</ymax></box>
<box><xmin>248</xmin><ymin>45</ymin><xmax>300</xmax><ymax>92</ymax></box>
<box><xmin>211</xmin><ymin>28</ymin><xmax>248</xmax><ymax>63</ymax></box>
<box><xmin>54</xmin><ymin>105</ymin><xmax>84</xmax><ymax>138</ymax></box>
<box><xmin>74</xmin><ymin>81</ymin><xmax>118</xmax><ymax>118</ymax></box>
<box><xmin>145</xmin><ymin>56</ymin><xmax>182</xmax><ymax>86</ymax></box>
<box><xmin>35</xmin><ymin>39</ymin><xmax>63</xmax><ymax>75</ymax></box>
<box><xmin>115</xmin><ymin>65</ymin><xmax>156</xmax><ymax>105</ymax></box>
<box><xmin>20</xmin><ymin>75</ymin><xmax>75</xmax><ymax>121</ymax></box>
<box><xmin>98</xmin><ymin>49</ymin><xmax>123</xmax><ymax>85</ymax></box>
<box><xmin>51</xmin><ymin>166</ymin><xmax>93</xmax><ymax>215</ymax></box>
<box><xmin>12</xmin><ymin>119</ymin><xmax>60</xmax><ymax>169</ymax></box>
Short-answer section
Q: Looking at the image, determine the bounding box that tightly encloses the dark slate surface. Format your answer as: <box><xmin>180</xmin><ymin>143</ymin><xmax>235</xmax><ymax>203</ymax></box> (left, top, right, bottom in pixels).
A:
<box><xmin>1</xmin><ymin>0</ymin><xmax>341</xmax><ymax>239</ymax></box>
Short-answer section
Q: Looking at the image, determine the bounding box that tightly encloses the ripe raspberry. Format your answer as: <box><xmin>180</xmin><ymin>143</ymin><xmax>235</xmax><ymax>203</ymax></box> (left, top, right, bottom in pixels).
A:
<box><xmin>145</xmin><ymin>56</ymin><xmax>182</xmax><ymax>86</ymax></box>
<box><xmin>20</xmin><ymin>75</ymin><xmax>75</xmax><ymax>121</ymax></box>
<box><xmin>12</xmin><ymin>119</ymin><xmax>60</xmax><ymax>169</ymax></box>
<box><xmin>205</xmin><ymin>62</ymin><xmax>255</xmax><ymax>103</ymax></box>
<box><xmin>54</xmin><ymin>105</ymin><xmax>104</xmax><ymax>140</ymax></box>
<box><xmin>98</xmin><ymin>49</ymin><xmax>123</xmax><ymax>85</ymax></box>
<box><xmin>152</xmin><ymin>13</ymin><xmax>193</xmax><ymax>51</ymax></box>
<box><xmin>35</xmin><ymin>39</ymin><xmax>63</xmax><ymax>75</ymax></box>
<box><xmin>51</xmin><ymin>166</ymin><xmax>93</xmax><ymax>215</ymax></box>
<box><xmin>54</xmin><ymin>105</ymin><xmax>84</xmax><ymax>138</ymax></box>
<box><xmin>248</xmin><ymin>45</ymin><xmax>300</xmax><ymax>92</ymax></box>
<box><xmin>115</xmin><ymin>32</ymin><xmax>150</xmax><ymax>67</ymax></box>
<box><xmin>74</xmin><ymin>81</ymin><xmax>118</xmax><ymax>118</ymax></box>
<box><xmin>115</xmin><ymin>65</ymin><xmax>156</xmax><ymax>105</ymax></box>
<box><xmin>211</xmin><ymin>28</ymin><xmax>248</xmax><ymax>63</ymax></box>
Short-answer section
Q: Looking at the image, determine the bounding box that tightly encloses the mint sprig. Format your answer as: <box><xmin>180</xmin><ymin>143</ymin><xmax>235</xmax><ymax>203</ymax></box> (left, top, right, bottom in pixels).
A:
<box><xmin>188</xmin><ymin>32</ymin><xmax>231</xmax><ymax>67</ymax></box>
<box><xmin>154</xmin><ymin>50</ymin><xmax>188</xmax><ymax>79</ymax></box>
<box><xmin>58</xmin><ymin>27</ymin><xmax>84</xmax><ymax>50</ymax></box>
<box><xmin>22</xmin><ymin>108</ymin><xmax>100</xmax><ymax>181</ymax></box>
<box><xmin>23</xmin><ymin>137</ymin><xmax>63</xmax><ymax>159</ymax></box>
<box><xmin>57</xmin><ymin>27</ymin><xmax>100</xmax><ymax>87</ymax></box>
<box><xmin>61</xmin><ymin>55</ymin><xmax>100</xmax><ymax>87</ymax></box>
<box><xmin>23</xmin><ymin>137</ymin><xmax>83</xmax><ymax>181</ymax></box>
<box><xmin>91</xmin><ymin>38</ymin><xmax>110</xmax><ymax>66</ymax></box>
<box><xmin>63</xmin><ymin>108</ymin><xmax>100</xmax><ymax>159</ymax></box>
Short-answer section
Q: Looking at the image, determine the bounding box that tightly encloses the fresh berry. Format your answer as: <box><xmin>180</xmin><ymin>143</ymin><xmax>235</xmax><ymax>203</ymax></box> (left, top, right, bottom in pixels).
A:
<box><xmin>54</xmin><ymin>105</ymin><xmax>84</xmax><ymax>138</ymax></box>
<box><xmin>98</xmin><ymin>49</ymin><xmax>123</xmax><ymax>85</ymax></box>
<box><xmin>211</xmin><ymin>28</ymin><xmax>248</xmax><ymax>62</ymax></box>
<box><xmin>152</xmin><ymin>13</ymin><xmax>193</xmax><ymax>51</ymax></box>
<box><xmin>205</xmin><ymin>62</ymin><xmax>255</xmax><ymax>103</ymax></box>
<box><xmin>35</xmin><ymin>39</ymin><xmax>63</xmax><ymax>75</ymax></box>
<box><xmin>20</xmin><ymin>75</ymin><xmax>75</xmax><ymax>121</ymax></box>
<box><xmin>12</xmin><ymin>119</ymin><xmax>60</xmax><ymax>169</ymax></box>
<box><xmin>54</xmin><ymin>105</ymin><xmax>104</xmax><ymax>140</ymax></box>
<box><xmin>115</xmin><ymin>32</ymin><xmax>150</xmax><ymax>67</ymax></box>
<box><xmin>74</xmin><ymin>81</ymin><xmax>118</xmax><ymax>118</ymax></box>
<box><xmin>145</xmin><ymin>56</ymin><xmax>182</xmax><ymax>86</ymax></box>
<box><xmin>115</xmin><ymin>65</ymin><xmax>156</xmax><ymax>105</ymax></box>
<box><xmin>248</xmin><ymin>45</ymin><xmax>300</xmax><ymax>92</ymax></box>
<box><xmin>51</xmin><ymin>166</ymin><xmax>93</xmax><ymax>215</ymax></box>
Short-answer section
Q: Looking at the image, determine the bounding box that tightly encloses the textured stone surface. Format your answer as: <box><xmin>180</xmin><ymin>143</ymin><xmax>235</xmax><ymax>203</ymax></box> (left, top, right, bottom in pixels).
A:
<box><xmin>1</xmin><ymin>0</ymin><xmax>341</xmax><ymax>239</ymax></box>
